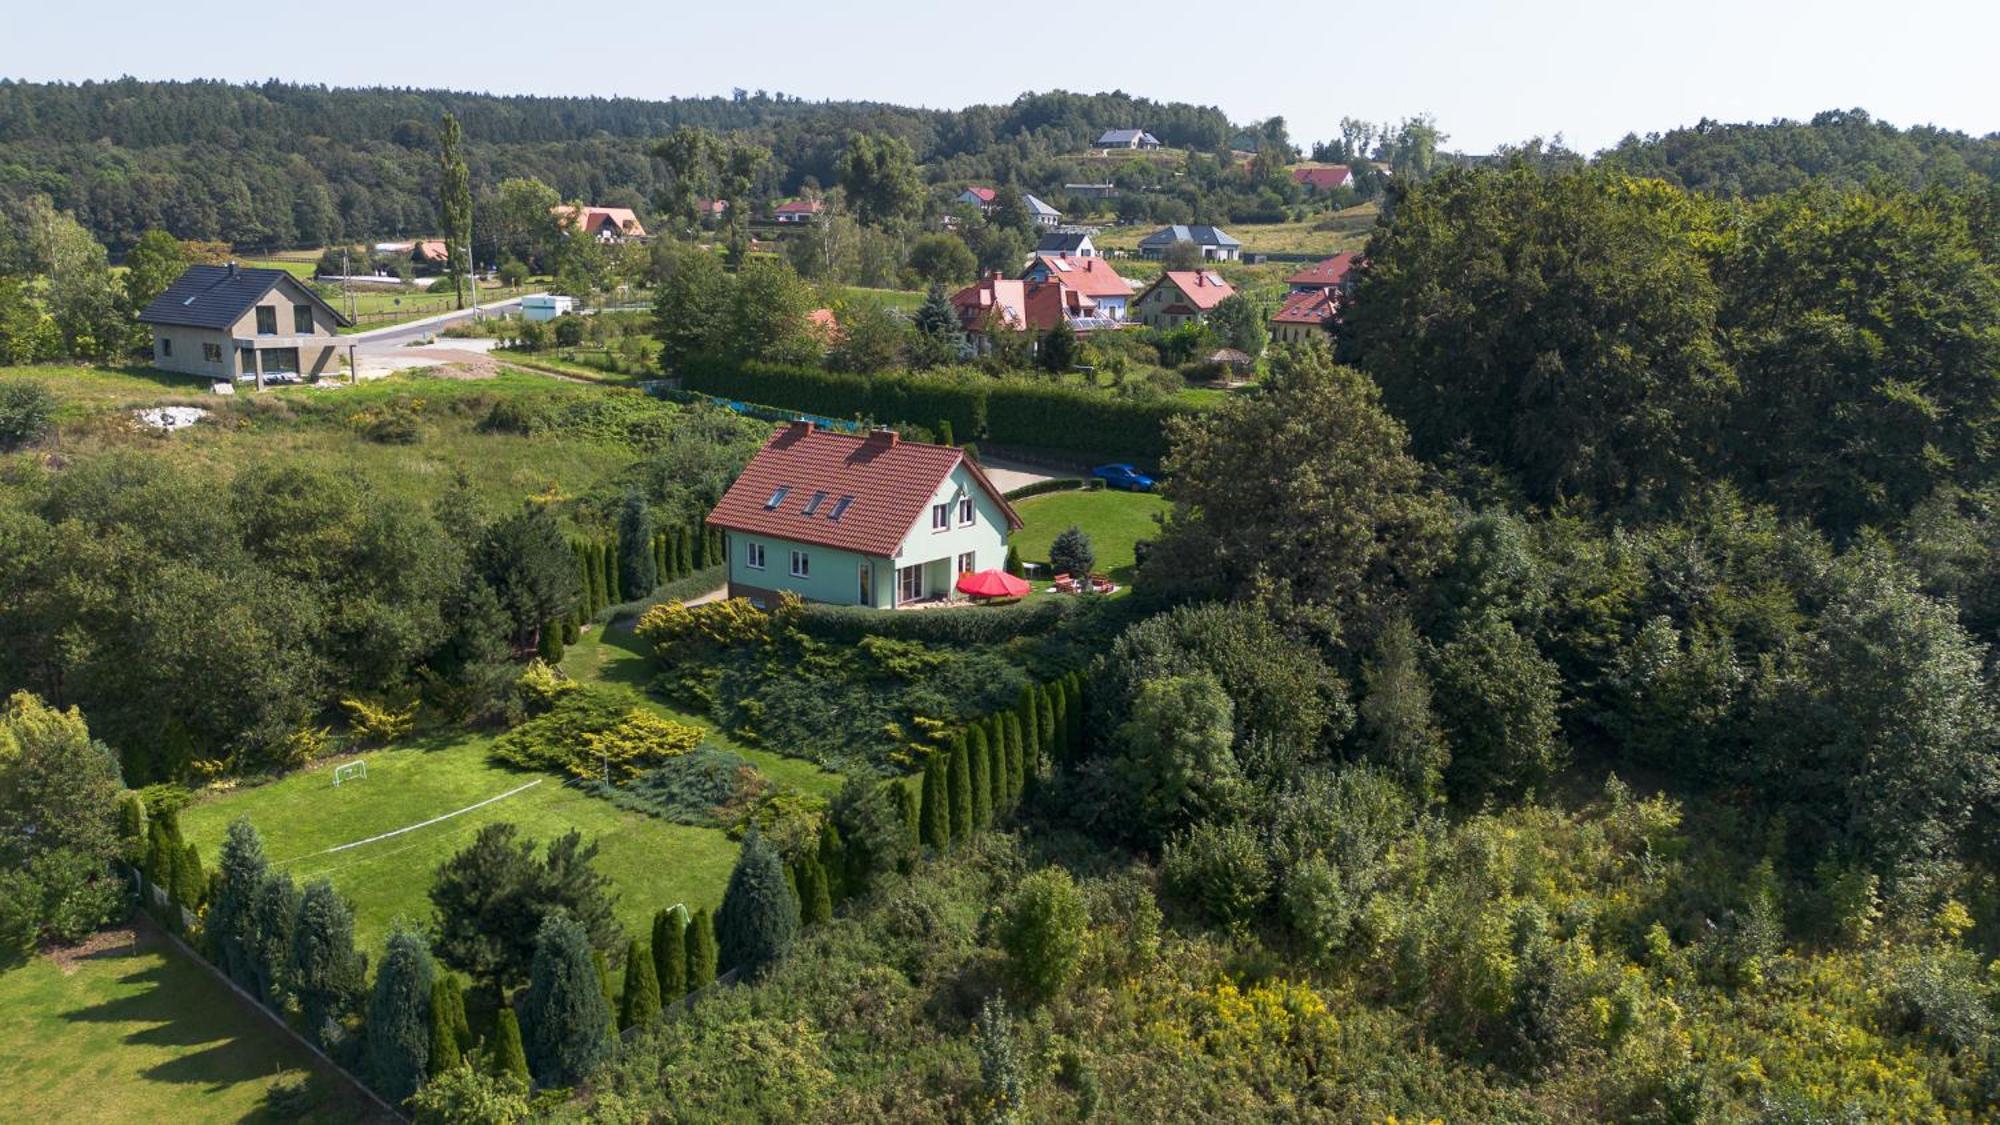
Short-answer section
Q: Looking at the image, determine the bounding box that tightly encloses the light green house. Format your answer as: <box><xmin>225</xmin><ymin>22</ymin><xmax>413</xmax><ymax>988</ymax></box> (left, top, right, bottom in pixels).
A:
<box><xmin>705</xmin><ymin>422</ymin><xmax>1023</xmax><ymax>608</ymax></box>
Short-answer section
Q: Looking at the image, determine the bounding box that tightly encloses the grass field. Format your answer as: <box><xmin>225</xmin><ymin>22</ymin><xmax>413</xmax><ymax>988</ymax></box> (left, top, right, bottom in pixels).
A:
<box><xmin>1090</xmin><ymin>202</ymin><xmax>1377</xmax><ymax>258</ymax></box>
<box><xmin>0</xmin><ymin>919</ymin><xmax>375</xmax><ymax>1123</ymax></box>
<box><xmin>4</xmin><ymin>366</ymin><xmax>650</xmax><ymax>515</ymax></box>
<box><xmin>1011</xmin><ymin>487</ymin><xmax>1171</xmax><ymax>591</ymax></box>
<box><xmin>834</xmin><ymin>285</ymin><xmax>925</xmax><ymax>312</ymax></box>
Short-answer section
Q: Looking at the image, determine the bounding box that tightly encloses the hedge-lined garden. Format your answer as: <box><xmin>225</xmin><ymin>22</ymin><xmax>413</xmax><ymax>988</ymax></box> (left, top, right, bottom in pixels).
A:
<box><xmin>681</xmin><ymin>361</ymin><xmax>1198</xmax><ymax>460</ymax></box>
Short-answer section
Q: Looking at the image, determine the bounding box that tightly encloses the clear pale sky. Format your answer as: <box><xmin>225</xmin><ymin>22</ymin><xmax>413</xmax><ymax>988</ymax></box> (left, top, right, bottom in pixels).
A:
<box><xmin>5</xmin><ymin>0</ymin><xmax>1996</xmax><ymax>153</ymax></box>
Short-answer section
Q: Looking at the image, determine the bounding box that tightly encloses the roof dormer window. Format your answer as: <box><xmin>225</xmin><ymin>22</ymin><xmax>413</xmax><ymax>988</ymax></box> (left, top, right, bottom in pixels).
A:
<box><xmin>765</xmin><ymin>486</ymin><xmax>790</xmax><ymax>510</ymax></box>
<box><xmin>802</xmin><ymin>490</ymin><xmax>828</xmax><ymax>516</ymax></box>
<box><xmin>828</xmin><ymin>496</ymin><xmax>854</xmax><ymax>521</ymax></box>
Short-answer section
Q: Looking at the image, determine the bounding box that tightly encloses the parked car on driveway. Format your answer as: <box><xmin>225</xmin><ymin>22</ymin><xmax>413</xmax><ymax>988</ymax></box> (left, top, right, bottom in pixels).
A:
<box><xmin>1091</xmin><ymin>463</ymin><xmax>1155</xmax><ymax>491</ymax></box>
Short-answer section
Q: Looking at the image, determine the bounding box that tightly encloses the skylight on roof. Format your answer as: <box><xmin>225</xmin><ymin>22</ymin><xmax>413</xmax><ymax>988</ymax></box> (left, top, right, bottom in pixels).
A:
<box><xmin>828</xmin><ymin>496</ymin><xmax>854</xmax><ymax>521</ymax></box>
<box><xmin>765</xmin><ymin>486</ymin><xmax>790</xmax><ymax>510</ymax></box>
<box><xmin>802</xmin><ymin>490</ymin><xmax>828</xmax><ymax>516</ymax></box>
<box><xmin>1051</xmin><ymin>258</ymin><xmax>1071</xmax><ymax>272</ymax></box>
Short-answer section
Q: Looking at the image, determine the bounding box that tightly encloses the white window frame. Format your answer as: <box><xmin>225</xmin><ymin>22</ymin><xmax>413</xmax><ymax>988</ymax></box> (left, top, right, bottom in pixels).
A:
<box><xmin>931</xmin><ymin>503</ymin><xmax>950</xmax><ymax>531</ymax></box>
<box><xmin>957</xmin><ymin>551</ymin><xmax>976</xmax><ymax>575</ymax></box>
<box><xmin>957</xmin><ymin>497</ymin><xmax>975</xmax><ymax>526</ymax></box>
<box><xmin>789</xmin><ymin>550</ymin><xmax>810</xmax><ymax>578</ymax></box>
<box><xmin>745</xmin><ymin>542</ymin><xmax>765</xmax><ymax>570</ymax></box>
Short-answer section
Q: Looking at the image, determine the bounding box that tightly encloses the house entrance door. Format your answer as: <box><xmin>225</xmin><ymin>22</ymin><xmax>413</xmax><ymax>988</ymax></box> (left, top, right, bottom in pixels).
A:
<box><xmin>858</xmin><ymin>563</ymin><xmax>872</xmax><ymax>606</ymax></box>
<box><xmin>897</xmin><ymin>564</ymin><xmax>924</xmax><ymax>605</ymax></box>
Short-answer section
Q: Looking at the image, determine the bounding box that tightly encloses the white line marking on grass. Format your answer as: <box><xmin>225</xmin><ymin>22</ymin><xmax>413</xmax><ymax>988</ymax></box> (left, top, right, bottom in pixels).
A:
<box><xmin>275</xmin><ymin>779</ymin><xmax>543</xmax><ymax>864</ymax></box>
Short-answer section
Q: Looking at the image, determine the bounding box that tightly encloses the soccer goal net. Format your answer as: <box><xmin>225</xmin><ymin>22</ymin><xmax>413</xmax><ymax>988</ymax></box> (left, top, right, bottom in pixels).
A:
<box><xmin>333</xmin><ymin>761</ymin><xmax>368</xmax><ymax>787</ymax></box>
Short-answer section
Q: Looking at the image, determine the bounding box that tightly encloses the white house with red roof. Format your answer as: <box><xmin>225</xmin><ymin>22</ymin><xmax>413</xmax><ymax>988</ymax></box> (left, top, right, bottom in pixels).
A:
<box><xmin>956</xmin><ymin>186</ymin><xmax>999</xmax><ymax>212</ymax></box>
<box><xmin>1131</xmin><ymin>269</ymin><xmax>1237</xmax><ymax>330</ymax></box>
<box><xmin>706</xmin><ymin>422</ymin><xmax>1022</xmax><ymax>608</ymax></box>
<box><xmin>1270</xmin><ymin>288</ymin><xmax>1340</xmax><ymax>345</ymax></box>
<box><xmin>1021</xmin><ymin>255</ymin><xmax>1134</xmax><ymax>320</ymax></box>
<box><xmin>552</xmin><ymin>205</ymin><xmax>648</xmax><ymax>242</ymax></box>
<box><xmin>1290</xmin><ymin>166</ymin><xmax>1354</xmax><ymax>194</ymax></box>
<box><xmin>1287</xmin><ymin>252</ymin><xmax>1359</xmax><ymax>295</ymax></box>
<box><xmin>773</xmin><ymin>199</ymin><xmax>824</xmax><ymax>224</ymax></box>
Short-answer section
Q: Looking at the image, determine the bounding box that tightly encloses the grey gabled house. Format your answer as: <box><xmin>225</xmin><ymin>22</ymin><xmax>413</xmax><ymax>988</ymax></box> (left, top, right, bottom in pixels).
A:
<box><xmin>1137</xmin><ymin>224</ymin><xmax>1243</xmax><ymax>262</ymax></box>
<box><xmin>138</xmin><ymin>263</ymin><xmax>352</xmax><ymax>386</ymax></box>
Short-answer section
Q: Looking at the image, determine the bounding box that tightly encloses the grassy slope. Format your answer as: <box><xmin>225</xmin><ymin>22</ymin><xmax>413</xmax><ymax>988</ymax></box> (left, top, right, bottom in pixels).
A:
<box><xmin>180</xmin><ymin>734</ymin><xmax>740</xmax><ymax>956</ymax></box>
<box><xmin>0</xmin><ymin>921</ymin><xmax>371</xmax><ymax>1123</ymax></box>
<box><xmin>1011</xmin><ymin>488</ymin><xmax>1170</xmax><ymax>589</ymax></box>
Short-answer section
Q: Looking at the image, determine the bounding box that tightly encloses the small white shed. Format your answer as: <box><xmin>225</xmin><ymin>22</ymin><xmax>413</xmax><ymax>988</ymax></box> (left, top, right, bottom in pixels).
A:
<box><xmin>520</xmin><ymin>294</ymin><xmax>575</xmax><ymax>322</ymax></box>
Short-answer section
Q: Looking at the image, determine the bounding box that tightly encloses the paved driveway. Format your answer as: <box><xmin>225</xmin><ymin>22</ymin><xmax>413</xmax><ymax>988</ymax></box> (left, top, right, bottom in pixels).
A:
<box><xmin>979</xmin><ymin>455</ymin><xmax>1066</xmax><ymax>493</ymax></box>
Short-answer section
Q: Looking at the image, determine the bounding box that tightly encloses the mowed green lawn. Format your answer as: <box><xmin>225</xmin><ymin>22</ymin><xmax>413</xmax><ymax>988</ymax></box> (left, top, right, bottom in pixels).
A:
<box><xmin>180</xmin><ymin>735</ymin><xmax>740</xmax><ymax>956</ymax></box>
<box><xmin>1011</xmin><ymin>488</ymin><xmax>1170</xmax><ymax>590</ymax></box>
<box><xmin>0</xmin><ymin>920</ymin><xmax>376</xmax><ymax>1123</ymax></box>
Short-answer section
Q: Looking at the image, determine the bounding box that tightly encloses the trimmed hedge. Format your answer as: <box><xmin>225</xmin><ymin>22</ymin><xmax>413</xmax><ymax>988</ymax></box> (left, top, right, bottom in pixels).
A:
<box><xmin>1002</xmin><ymin>477</ymin><xmax>1108</xmax><ymax>501</ymax></box>
<box><xmin>794</xmin><ymin>597</ymin><xmax>1082</xmax><ymax>646</ymax></box>
<box><xmin>681</xmin><ymin>360</ymin><xmax>1197</xmax><ymax>460</ymax></box>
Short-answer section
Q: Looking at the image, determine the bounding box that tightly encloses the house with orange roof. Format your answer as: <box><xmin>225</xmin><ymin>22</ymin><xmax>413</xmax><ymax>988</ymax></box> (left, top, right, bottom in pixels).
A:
<box><xmin>773</xmin><ymin>199</ymin><xmax>824</xmax><ymax>224</ymax></box>
<box><xmin>1287</xmin><ymin>252</ymin><xmax>1359</xmax><ymax>295</ymax></box>
<box><xmin>1021</xmin><ymin>255</ymin><xmax>1134</xmax><ymax>319</ymax></box>
<box><xmin>1131</xmin><ymin>269</ymin><xmax>1237</xmax><ymax>330</ymax></box>
<box><xmin>949</xmin><ymin>274</ymin><xmax>1029</xmax><ymax>334</ymax></box>
<box><xmin>1270</xmin><ymin>288</ymin><xmax>1340</xmax><ymax>345</ymax></box>
<box><xmin>706</xmin><ymin>421</ymin><xmax>1022</xmax><ymax>608</ymax></box>
<box><xmin>1290</xmin><ymin>166</ymin><xmax>1354</xmax><ymax>194</ymax></box>
<box><xmin>552</xmin><ymin>204</ymin><xmax>648</xmax><ymax>242</ymax></box>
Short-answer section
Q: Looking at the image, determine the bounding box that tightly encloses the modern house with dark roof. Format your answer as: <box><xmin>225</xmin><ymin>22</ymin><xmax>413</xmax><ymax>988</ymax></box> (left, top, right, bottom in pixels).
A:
<box><xmin>1096</xmin><ymin>129</ymin><xmax>1161</xmax><ymax>150</ymax></box>
<box><xmin>137</xmin><ymin>263</ymin><xmax>352</xmax><ymax>386</ymax></box>
<box><xmin>1137</xmin><ymin>224</ymin><xmax>1243</xmax><ymax>261</ymax></box>
<box><xmin>706</xmin><ymin>422</ymin><xmax>1021</xmax><ymax>608</ymax></box>
<box><xmin>1035</xmin><ymin>231</ymin><xmax>1095</xmax><ymax>258</ymax></box>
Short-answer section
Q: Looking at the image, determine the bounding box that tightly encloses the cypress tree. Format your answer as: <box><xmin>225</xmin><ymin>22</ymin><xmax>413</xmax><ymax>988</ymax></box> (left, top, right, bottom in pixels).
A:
<box><xmin>489</xmin><ymin>1006</ymin><xmax>530</xmax><ymax>1083</ymax></box>
<box><xmin>562</xmin><ymin>618</ymin><xmax>579</xmax><ymax>645</ymax></box>
<box><xmin>708</xmin><ymin>528</ymin><xmax>723</xmax><ymax>568</ymax></box>
<box><xmin>1049</xmin><ymin>681</ymin><xmax>1068</xmax><ymax>765</ymax></box>
<box><xmin>675</xmin><ymin>526</ymin><xmax>693</xmax><ymax>576</ymax></box>
<box><xmin>585</xmin><ymin>541</ymin><xmax>605</xmax><ymax>614</ymax></box>
<box><xmin>1018</xmin><ymin>685</ymin><xmax>1040</xmax><ymax>769</ymax></box>
<box><xmin>521</xmin><ymin>912</ymin><xmax>613</xmax><ymax>1089</ymax></box>
<box><xmin>717</xmin><ymin>830</ymin><xmax>800</xmax><ymax>979</ymax></box>
<box><xmin>691</xmin><ymin>522</ymin><xmax>709</xmax><ymax>569</ymax></box>
<box><xmin>949</xmin><ymin>736</ymin><xmax>975</xmax><ymax>842</ymax></box>
<box><xmin>651</xmin><ymin>906</ymin><xmax>687</xmax><ymax>1001</ymax></box>
<box><xmin>428</xmin><ymin>972</ymin><xmax>462</xmax><ymax>1064</ymax></box>
<box><xmin>290</xmin><ymin>878</ymin><xmax>365</xmax><ymax>1048</ymax></box>
<box><xmin>984</xmin><ymin>718</ymin><xmax>1006</xmax><ymax>815</ymax></box>
<box><xmin>795</xmin><ymin>857</ymin><xmax>833</xmax><ymax>927</ymax></box>
<box><xmin>173</xmin><ymin>842</ymin><xmax>206</xmax><ymax>920</ymax></box>
<box><xmin>602</xmin><ymin>536</ymin><xmax>622</xmax><ymax>605</ymax></box>
<box><xmin>817</xmin><ymin>820</ymin><xmax>846</xmax><ymax>904</ymax></box>
<box><xmin>939</xmin><ymin>418</ymin><xmax>955</xmax><ymax>446</ymax></box>
<box><xmin>1067</xmin><ymin>672</ymin><xmax>1085</xmax><ymax>756</ymax></box>
<box><xmin>537</xmin><ymin>619</ymin><xmax>563</xmax><ymax>662</ymax></box>
<box><xmin>1002</xmin><ymin>711</ymin><xmax>1026</xmax><ymax>810</ymax></box>
<box><xmin>116</xmin><ymin>791</ymin><xmax>147</xmax><ymax>864</ymax></box>
<box><xmin>968</xmin><ymin>725</ymin><xmax>992</xmax><ymax>830</ymax></box>
<box><xmin>619</xmin><ymin>938</ymin><xmax>662</xmax><ymax>1030</ymax></box>
<box><xmin>593</xmin><ymin>947</ymin><xmax>615</xmax><ymax>1007</ymax></box>
<box><xmin>364</xmin><ymin>926</ymin><xmax>436</xmax><ymax>1105</ymax></box>
<box><xmin>919</xmin><ymin>752</ymin><xmax>950</xmax><ymax>848</ymax></box>
<box><xmin>652</xmin><ymin>532</ymin><xmax>667</xmax><ymax>583</ymax></box>
<box><xmin>210</xmin><ymin>817</ymin><xmax>269</xmax><ymax>991</ymax></box>
<box><xmin>684</xmin><ymin>907</ymin><xmax>718</xmax><ymax>987</ymax></box>
<box><xmin>891</xmin><ymin>777</ymin><xmax>921</xmax><ymax>853</ymax></box>
<box><xmin>1048</xmin><ymin>684</ymin><xmax>1064</xmax><ymax>760</ymax></box>
<box><xmin>618</xmin><ymin>495</ymin><xmax>658</xmax><ymax>599</ymax></box>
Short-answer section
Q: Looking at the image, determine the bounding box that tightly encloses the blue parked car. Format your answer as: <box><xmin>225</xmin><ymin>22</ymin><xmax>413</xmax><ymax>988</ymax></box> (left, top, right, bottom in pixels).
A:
<box><xmin>1091</xmin><ymin>463</ymin><xmax>1156</xmax><ymax>492</ymax></box>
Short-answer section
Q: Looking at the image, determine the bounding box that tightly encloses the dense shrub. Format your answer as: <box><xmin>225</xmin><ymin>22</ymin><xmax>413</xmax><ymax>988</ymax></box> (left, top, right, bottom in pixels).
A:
<box><xmin>586</xmin><ymin>746</ymin><xmax>768</xmax><ymax>828</ymax></box>
<box><xmin>792</xmin><ymin>597</ymin><xmax>1081</xmax><ymax>646</ymax></box>
<box><xmin>491</xmin><ymin>686</ymin><xmax>704</xmax><ymax>780</ymax></box>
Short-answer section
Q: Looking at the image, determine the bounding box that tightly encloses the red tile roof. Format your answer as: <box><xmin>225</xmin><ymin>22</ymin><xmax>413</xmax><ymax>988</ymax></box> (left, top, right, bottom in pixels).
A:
<box><xmin>707</xmin><ymin>424</ymin><xmax>1021</xmax><ymax>557</ymax></box>
<box><xmin>1287</xmin><ymin>252</ymin><xmax>1358</xmax><ymax>290</ymax></box>
<box><xmin>1140</xmin><ymin>270</ymin><xmax>1236</xmax><ymax>312</ymax></box>
<box><xmin>950</xmin><ymin>275</ymin><xmax>1028</xmax><ymax>331</ymax></box>
<box><xmin>1026</xmin><ymin>255</ymin><xmax>1133</xmax><ymax>299</ymax></box>
<box><xmin>1023</xmin><ymin>280</ymin><xmax>1096</xmax><ymax>331</ymax></box>
<box><xmin>961</xmin><ymin>186</ymin><xmax>997</xmax><ymax>204</ymax></box>
<box><xmin>552</xmin><ymin>205</ymin><xmax>647</xmax><ymax>238</ymax></box>
<box><xmin>412</xmin><ymin>240</ymin><xmax>450</xmax><ymax>262</ymax></box>
<box><xmin>1291</xmin><ymin>166</ymin><xmax>1353</xmax><ymax>192</ymax></box>
<box><xmin>774</xmin><ymin>199</ymin><xmax>824</xmax><ymax>216</ymax></box>
<box><xmin>1272</xmin><ymin>288</ymin><xmax>1339</xmax><ymax>326</ymax></box>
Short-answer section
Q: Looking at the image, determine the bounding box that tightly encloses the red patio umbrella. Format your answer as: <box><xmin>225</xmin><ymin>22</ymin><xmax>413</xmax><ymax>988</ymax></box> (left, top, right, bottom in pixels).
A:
<box><xmin>955</xmin><ymin>568</ymin><xmax>1030</xmax><ymax>599</ymax></box>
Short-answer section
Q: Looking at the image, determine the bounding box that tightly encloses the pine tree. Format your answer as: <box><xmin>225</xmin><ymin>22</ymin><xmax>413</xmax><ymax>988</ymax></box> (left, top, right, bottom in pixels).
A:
<box><xmin>949</xmin><ymin>736</ymin><xmax>974</xmax><ymax>842</ymax></box>
<box><xmin>684</xmin><ymin>907</ymin><xmax>718</xmax><ymax>987</ymax></box>
<box><xmin>429</xmin><ymin>977</ymin><xmax>466</xmax><ymax>1074</ymax></box>
<box><xmin>290</xmin><ymin>878</ymin><xmax>366</xmax><ymax>1048</ymax></box>
<box><xmin>651</xmin><ymin>906</ymin><xmax>687</xmax><ymax>1001</ymax></box>
<box><xmin>968</xmin><ymin>725</ymin><xmax>992</xmax><ymax>830</ymax></box>
<box><xmin>717</xmin><ymin>831</ymin><xmax>800</xmax><ymax>979</ymax></box>
<box><xmin>919</xmin><ymin>751</ymin><xmax>950</xmax><ymax>848</ymax></box>
<box><xmin>619</xmin><ymin>937</ymin><xmax>662</xmax><ymax>1030</ymax></box>
<box><xmin>210</xmin><ymin>817</ymin><xmax>269</xmax><ymax>991</ymax></box>
<box><xmin>489</xmin><ymin>1006</ymin><xmax>530</xmax><ymax>1083</ymax></box>
<box><xmin>365</xmin><ymin>926</ymin><xmax>436</xmax><ymax>1105</ymax></box>
<box><xmin>521</xmin><ymin>912</ymin><xmax>613</xmax><ymax>1089</ymax></box>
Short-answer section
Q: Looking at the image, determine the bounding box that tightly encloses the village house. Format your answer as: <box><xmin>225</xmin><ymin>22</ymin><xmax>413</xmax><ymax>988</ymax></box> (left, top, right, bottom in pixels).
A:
<box><xmin>1131</xmin><ymin>269</ymin><xmax>1237</xmax><ymax>330</ymax></box>
<box><xmin>1064</xmin><ymin>182</ymin><xmax>1117</xmax><ymax>200</ymax></box>
<box><xmin>138</xmin><ymin>263</ymin><xmax>353</xmax><ymax>387</ymax></box>
<box><xmin>949</xmin><ymin>274</ymin><xmax>1029</xmax><ymax>334</ymax></box>
<box><xmin>1270</xmin><ymin>289</ymin><xmax>1339</xmax><ymax>345</ymax></box>
<box><xmin>1021</xmin><ymin>254</ymin><xmax>1132</xmax><ymax>319</ymax></box>
<box><xmin>1022</xmin><ymin>193</ymin><xmax>1062</xmax><ymax>228</ymax></box>
<box><xmin>773</xmin><ymin>199</ymin><xmax>824</xmax><ymax>224</ymax></box>
<box><xmin>1137</xmin><ymin>224</ymin><xmax>1243</xmax><ymax>261</ymax></box>
<box><xmin>552</xmin><ymin>205</ymin><xmax>648</xmax><ymax>242</ymax></box>
<box><xmin>956</xmin><ymin>186</ymin><xmax>998</xmax><ymax>212</ymax></box>
<box><xmin>706</xmin><ymin>422</ymin><xmax>1022</xmax><ymax>609</ymax></box>
<box><xmin>1096</xmin><ymin>129</ymin><xmax>1162</xmax><ymax>150</ymax></box>
<box><xmin>1035</xmin><ymin>231</ymin><xmax>1095</xmax><ymax>258</ymax></box>
<box><xmin>1290</xmin><ymin>166</ymin><xmax>1354</xmax><ymax>193</ymax></box>
<box><xmin>1287</xmin><ymin>252</ymin><xmax>1359</xmax><ymax>295</ymax></box>
<box><xmin>695</xmin><ymin>198</ymin><xmax>728</xmax><ymax>221</ymax></box>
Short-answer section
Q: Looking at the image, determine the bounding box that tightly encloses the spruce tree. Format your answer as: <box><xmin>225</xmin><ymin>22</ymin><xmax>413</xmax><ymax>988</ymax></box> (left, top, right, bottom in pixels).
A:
<box><xmin>365</xmin><ymin>925</ymin><xmax>436</xmax><ymax>1105</ymax></box>
<box><xmin>716</xmin><ymin>831</ymin><xmax>800</xmax><ymax>979</ymax></box>
<box><xmin>489</xmin><ymin>1005</ymin><xmax>530</xmax><ymax>1083</ymax></box>
<box><xmin>619</xmin><ymin>937</ymin><xmax>662</xmax><ymax>1030</ymax></box>
<box><xmin>521</xmin><ymin>912</ymin><xmax>613</xmax><ymax>1089</ymax></box>
<box><xmin>290</xmin><ymin>878</ymin><xmax>366</xmax><ymax>1048</ymax></box>
<box><xmin>684</xmin><ymin>907</ymin><xmax>718</xmax><ymax>987</ymax></box>
<box><xmin>429</xmin><ymin>977</ymin><xmax>465</xmax><ymax>1074</ymax></box>
<box><xmin>919</xmin><ymin>752</ymin><xmax>950</xmax><ymax>848</ymax></box>
<box><xmin>968</xmin><ymin>725</ymin><xmax>992</xmax><ymax>830</ymax></box>
<box><xmin>249</xmin><ymin>871</ymin><xmax>300</xmax><ymax>1011</ymax></box>
<box><xmin>210</xmin><ymin>817</ymin><xmax>269</xmax><ymax>991</ymax></box>
<box><xmin>948</xmin><ymin>736</ymin><xmax>974</xmax><ymax>842</ymax></box>
<box><xmin>651</xmin><ymin>906</ymin><xmax>687</xmax><ymax>1001</ymax></box>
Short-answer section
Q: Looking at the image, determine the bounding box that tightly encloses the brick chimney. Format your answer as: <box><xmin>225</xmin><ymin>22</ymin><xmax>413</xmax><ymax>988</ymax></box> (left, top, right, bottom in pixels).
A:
<box><xmin>870</xmin><ymin>427</ymin><xmax>900</xmax><ymax>446</ymax></box>
<box><xmin>787</xmin><ymin>419</ymin><xmax>815</xmax><ymax>437</ymax></box>
<box><xmin>226</xmin><ymin>260</ymin><xmax>239</xmax><ymax>278</ymax></box>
